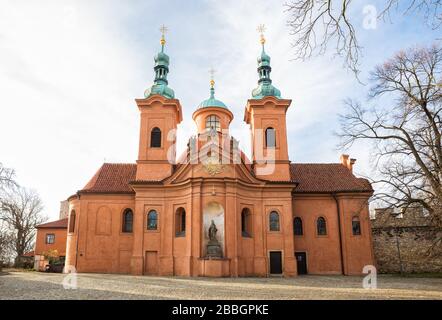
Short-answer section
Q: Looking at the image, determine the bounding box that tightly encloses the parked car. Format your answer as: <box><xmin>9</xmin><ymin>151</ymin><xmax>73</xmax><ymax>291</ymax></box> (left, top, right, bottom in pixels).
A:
<box><xmin>45</xmin><ymin>261</ymin><xmax>64</xmax><ymax>273</ymax></box>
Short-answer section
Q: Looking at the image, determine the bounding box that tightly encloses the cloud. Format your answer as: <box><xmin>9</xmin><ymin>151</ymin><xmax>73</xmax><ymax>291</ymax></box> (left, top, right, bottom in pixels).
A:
<box><xmin>0</xmin><ymin>0</ymin><xmax>440</xmax><ymax>219</ymax></box>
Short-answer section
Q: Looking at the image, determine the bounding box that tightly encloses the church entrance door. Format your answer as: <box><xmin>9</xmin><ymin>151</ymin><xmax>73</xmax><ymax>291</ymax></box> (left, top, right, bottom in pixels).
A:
<box><xmin>295</xmin><ymin>252</ymin><xmax>307</xmax><ymax>275</ymax></box>
<box><xmin>269</xmin><ymin>251</ymin><xmax>282</xmax><ymax>274</ymax></box>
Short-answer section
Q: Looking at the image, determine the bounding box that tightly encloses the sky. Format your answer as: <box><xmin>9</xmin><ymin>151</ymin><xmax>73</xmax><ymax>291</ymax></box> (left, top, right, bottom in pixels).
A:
<box><xmin>0</xmin><ymin>0</ymin><xmax>440</xmax><ymax>221</ymax></box>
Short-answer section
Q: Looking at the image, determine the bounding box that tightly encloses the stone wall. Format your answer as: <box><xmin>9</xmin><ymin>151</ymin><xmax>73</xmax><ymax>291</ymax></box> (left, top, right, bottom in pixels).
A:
<box><xmin>371</xmin><ymin>207</ymin><xmax>442</xmax><ymax>273</ymax></box>
<box><xmin>59</xmin><ymin>200</ymin><xmax>69</xmax><ymax>219</ymax></box>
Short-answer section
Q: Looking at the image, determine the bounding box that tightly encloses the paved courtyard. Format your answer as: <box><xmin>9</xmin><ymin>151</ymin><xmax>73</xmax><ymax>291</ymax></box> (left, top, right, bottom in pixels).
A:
<box><xmin>0</xmin><ymin>270</ymin><xmax>441</xmax><ymax>300</ymax></box>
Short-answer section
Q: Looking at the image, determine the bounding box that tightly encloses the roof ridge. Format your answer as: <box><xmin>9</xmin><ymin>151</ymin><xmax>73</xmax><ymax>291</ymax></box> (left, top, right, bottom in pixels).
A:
<box><xmin>291</xmin><ymin>162</ymin><xmax>343</xmax><ymax>165</ymax></box>
<box><xmin>36</xmin><ymin>217</ymin><xmax>68</xmax><ymax>229</ymax></box>
<box><xmin>103</xmin><ymin>162</ymin><xmax>136</xmax><ymax>165</ymax></box>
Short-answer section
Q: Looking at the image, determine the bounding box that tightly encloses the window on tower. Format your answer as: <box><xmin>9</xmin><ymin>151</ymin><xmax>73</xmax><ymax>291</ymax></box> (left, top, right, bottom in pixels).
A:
<box><xmin>265</xmin><ymin>127</ymin><xmax>276</xmax><ymax>148</ymax></box>
<box><xmin>150</xmin><ymin>127</ymin><xmax>162</xmax><ymax>148</ymax></box>
<box><xmin>205</xmin><ymin>115</ymin><xmax>220</xmax><ymax>132</ymax></box>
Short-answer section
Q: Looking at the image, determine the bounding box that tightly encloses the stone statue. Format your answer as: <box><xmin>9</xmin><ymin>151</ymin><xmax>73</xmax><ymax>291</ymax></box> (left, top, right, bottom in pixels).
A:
<box><xmin>208</xmin><ymin>220</ymin><xmax>218</xmax><ymax>241</ymax></box>
<box><xmin>206</xmin><ymin>220</ymin><xmax>222</xmax><ymax>258</ymax></box>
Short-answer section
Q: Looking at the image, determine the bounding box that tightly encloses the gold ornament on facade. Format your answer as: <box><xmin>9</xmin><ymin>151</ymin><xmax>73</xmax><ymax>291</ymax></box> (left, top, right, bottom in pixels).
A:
<box><xmin>203</xmin><ymin>156</ymin><xmax>224</xmax><ymax>176</ymax></box>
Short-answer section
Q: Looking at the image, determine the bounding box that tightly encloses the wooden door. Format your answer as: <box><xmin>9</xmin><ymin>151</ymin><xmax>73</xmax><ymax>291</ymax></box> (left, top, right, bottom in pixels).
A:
<box><xmin>295</xmin><ymin>252</ymin><xmax>307</xmax><ymax>275</ymax></box>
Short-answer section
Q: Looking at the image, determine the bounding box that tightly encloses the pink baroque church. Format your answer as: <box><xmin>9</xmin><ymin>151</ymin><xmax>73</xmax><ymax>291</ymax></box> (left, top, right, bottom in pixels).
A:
<box><xmin>65</xmin><ymin>27</ymin><xmax>374</xmax><ymax>277</ymax></box>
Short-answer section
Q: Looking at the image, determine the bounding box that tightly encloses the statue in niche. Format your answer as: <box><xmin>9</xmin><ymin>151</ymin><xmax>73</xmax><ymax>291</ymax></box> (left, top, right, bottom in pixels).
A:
<box><xmin>208</xmin><ymin>220</ymin><xmax>218</xmax><ymax>241</ymax></box>
<box><xmin>206</xmin><ymin>220</ymin><xmax>222</xmax><ymax>258</ymax></box>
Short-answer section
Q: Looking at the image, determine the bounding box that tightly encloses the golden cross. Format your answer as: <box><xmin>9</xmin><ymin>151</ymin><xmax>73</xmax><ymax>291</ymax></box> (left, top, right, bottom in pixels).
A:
<box><xmin>159</xmin><ymin>25</ymin><xmax>168</xmax><ymax>46</ymax></box>
<box><xmin>257</xmin><ymin>24</ymin><xmax>266</xmax><ymax>44</ymax></box>
<box><xmin>209</xmin><ymin>67</ymin><xmax>216</xmax><ymax>80</ymax></box>
<box><xmin>159</xmin><ymin>24</ymin><xmax>168</xmax><ymax>36</ymax></box>
<box><xmin>209</xmin><ymin>67</ymin><xmax>216</xmax><ymax>88</ymax></box>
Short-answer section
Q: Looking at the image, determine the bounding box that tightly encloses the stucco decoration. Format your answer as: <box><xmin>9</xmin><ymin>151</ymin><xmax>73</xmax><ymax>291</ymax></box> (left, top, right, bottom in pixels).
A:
<box><xmin>203</xmin><ymin>156</ymin><xmax>224</xmax><ymax>176</ymax></box>
<box><xmin>202</xmin><ymin>202</ymin><xmax>224</xmax><ymax>257</ymax></box>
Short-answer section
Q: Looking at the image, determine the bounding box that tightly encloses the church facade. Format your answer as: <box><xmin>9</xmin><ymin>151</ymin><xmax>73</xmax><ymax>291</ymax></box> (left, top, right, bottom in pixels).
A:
<box><xmin>65</xmin><ymin>29</ymin><xmax>374</xmax><ymax>277</ymax></box>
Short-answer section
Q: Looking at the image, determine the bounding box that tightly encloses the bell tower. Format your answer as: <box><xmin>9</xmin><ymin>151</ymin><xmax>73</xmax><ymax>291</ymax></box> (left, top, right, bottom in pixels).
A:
<box><xmin>244</xmin><ymin>25</ymin><xmax>292</xmax><ymax>181</ymax></box>
<box><xmin>136</xmin><ymin>26</ymin><xmax>183</xmax><ymax>181</ymax></box>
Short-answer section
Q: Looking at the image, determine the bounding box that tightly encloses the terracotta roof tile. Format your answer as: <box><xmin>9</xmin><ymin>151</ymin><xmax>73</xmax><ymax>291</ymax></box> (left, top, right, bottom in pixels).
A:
<box><xmin>80</xmin><ymin>163</ymin><xmax>136</xmax><ymax>193</ymax></box>
<box><xmin>77</xmin><ymin>162</ymin><xmax>372</xmax><ymax>195</ymax></box>
<box><xmin>36</xmin><ymin>218</ymin><xmax>68</xmax><ymax>229</ymax></box>
<box><xmin>290</xmin><ymin>163</ymin><xmax>373</xmax><ymax>193</ymax></box>
<box><xmin>23</xmin><ymin>251</ymin><xmax>34</xmax><ymax>257</ymax></box>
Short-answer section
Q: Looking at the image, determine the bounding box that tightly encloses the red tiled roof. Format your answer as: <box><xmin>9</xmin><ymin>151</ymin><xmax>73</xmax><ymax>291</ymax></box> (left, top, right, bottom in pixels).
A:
<box><xmin>36</xmin><ymin>218</ymin><xmax>68</xmax><ymax>229</ymax></box>
<box><xmin>80</xmin><ymin>163</ymin><xmax>137</xmax><ymax>194</ymax></box>
<box><xmin>76</xmin><ymin>162</ymin><xmax>372</xmax><ymax>195</ymax></box>
<box><xmin>23</xmin><ymin>251</ymin><xmax>35</xmax><ymax>257</ymax></box>
<box><xmin>290</xmin><ymin>163</ymin><xmax>373</xmax><ymax>193</ymax></box>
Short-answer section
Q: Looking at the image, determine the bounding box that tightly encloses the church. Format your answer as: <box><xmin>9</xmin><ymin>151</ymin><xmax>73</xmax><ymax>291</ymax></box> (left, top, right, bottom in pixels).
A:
<box><xmin>65</xmin><ymin>27</ymin><xmax>374</xmax><ymax>277</ymax></box>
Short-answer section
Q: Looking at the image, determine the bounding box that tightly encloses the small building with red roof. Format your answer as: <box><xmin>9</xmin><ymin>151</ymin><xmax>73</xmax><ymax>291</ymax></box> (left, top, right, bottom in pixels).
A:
<box><xmin>34</xmin><ymin>218</ymin><xmax>68</xmax><ymax>271</ymax></box>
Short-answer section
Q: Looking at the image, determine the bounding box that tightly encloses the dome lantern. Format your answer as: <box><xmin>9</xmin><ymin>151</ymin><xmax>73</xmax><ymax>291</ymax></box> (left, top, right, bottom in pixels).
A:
<box><xmin>251</xmin><ymin>24</ymin><xmax>281</xmax><ymax>99</ymax></box>
<box><xmin>144</xmin><ymin>25</ymin><xmax>175</xmax><ymax>99</ymax></box>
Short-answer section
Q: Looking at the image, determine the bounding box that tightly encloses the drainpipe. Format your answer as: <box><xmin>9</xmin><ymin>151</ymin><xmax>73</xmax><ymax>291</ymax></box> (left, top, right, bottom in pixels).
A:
<box><xmin>75</xmin><ymin>223</ymin><xmax>80</xmax><ymax>270</ymax></box>
<box><xmin>332</xmin><ymin>193</ymin><xmax>345</xmax><ymax>275</ymax></box>
<box><xmin>74</xmin><ymin>194</ymin><xmax>80</xmax><ymax>270</ymax></box>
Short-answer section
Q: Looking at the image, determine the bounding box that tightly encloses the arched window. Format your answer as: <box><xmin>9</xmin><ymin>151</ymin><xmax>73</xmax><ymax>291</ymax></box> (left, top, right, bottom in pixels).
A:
<box><xmin>69</xmin><ymin>210</ymin><xmax>76</xmax><ymax>233</ymax></box>
<box><xmin>269</xmin><ymin>211</ymin><xmax>280</xmax><ymax>231</ymax></box>
<box><xmin>147</xmin><ymin>210</ymin><xmax>158</xmax><ymax>230</ymax></box>
<box><xmin>122</xmin><ymin>209</ymin><xmax>133</xmax><ymax>233</ymax></box>
<box><xmin>241</xmin><ymin>208</ymin><xmax>252</xmax><ymax>237</ymax></box>
<box><xmin>205</xmin><ymin>115</ymin><xmax>220</xmax><ymax>131</ymax></box>
<box><xmin>265</xmin><ymin>127</ymin><xmax>276</xmax><ymax>148</ymax></box>
<box><xmin>352</xmin><ymin>216</ymin><xmax>361</xmax><ymax>235</ymax></box>
<box><xmin>175</xmin><ymin>207</ymin><xmax>186</xmax><ymax>237</ymax></box>
<box><xmin>150</xmin><ymin>127</ymin><xmax>161</xmax><ymax>148</ymax></box>
<box><xmin>293</xmin><ymin>217</ymin><xmax>303</xmax><ymax>236</ymax></box>
<box><xmin>317</xmin><ymin>217</ymin><xmax>327</xmax><ymax>235</ymax></box>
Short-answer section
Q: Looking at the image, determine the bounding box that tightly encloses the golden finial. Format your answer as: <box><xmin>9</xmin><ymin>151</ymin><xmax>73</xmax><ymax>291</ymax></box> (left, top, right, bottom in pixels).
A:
<box><xmin>257</xmin><ymin>24</ymin><xmax>266</xmax><ymax>45</ymax></box>
<box><xmin>159</xmin><ymin>24</ymin><xmax>168</xmax><ymax>46</ymax></box>
<box><xmin>209</xmin><ymin>67</ymin><xmax>216</xmax><ymax>88</ymax></box>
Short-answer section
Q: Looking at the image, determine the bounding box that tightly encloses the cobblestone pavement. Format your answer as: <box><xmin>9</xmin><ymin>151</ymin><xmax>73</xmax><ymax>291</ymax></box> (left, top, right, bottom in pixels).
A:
<box><xmin>0</xmin><ymin>270</ymin><xmax>441</xmax><ymax>300</ymax></box>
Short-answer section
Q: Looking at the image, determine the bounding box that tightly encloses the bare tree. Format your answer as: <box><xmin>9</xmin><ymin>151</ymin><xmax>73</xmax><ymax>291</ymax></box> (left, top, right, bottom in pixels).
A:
<box><xmin>0</xmin><ymin>185</ymin><xmax>46</xmax><ymax>265</ymax></box>
<box><xmin>0</xmin><ymin>221</ymin><xmax>13</xmax><ymax>265</ymax></box>
<box><xmin>338</xmin><ymin>44</ymin><xmax>442</xmax><ymax>254</ymax></box>
<box><xmin>285</xmin><ymin>0</ymin><xmax>442</xmax><ymax>75</ymax></box>
<box><xmin>0</xmin><ymin>162</ymin><xmax>16</xmax><ymax>190</ymax></box>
